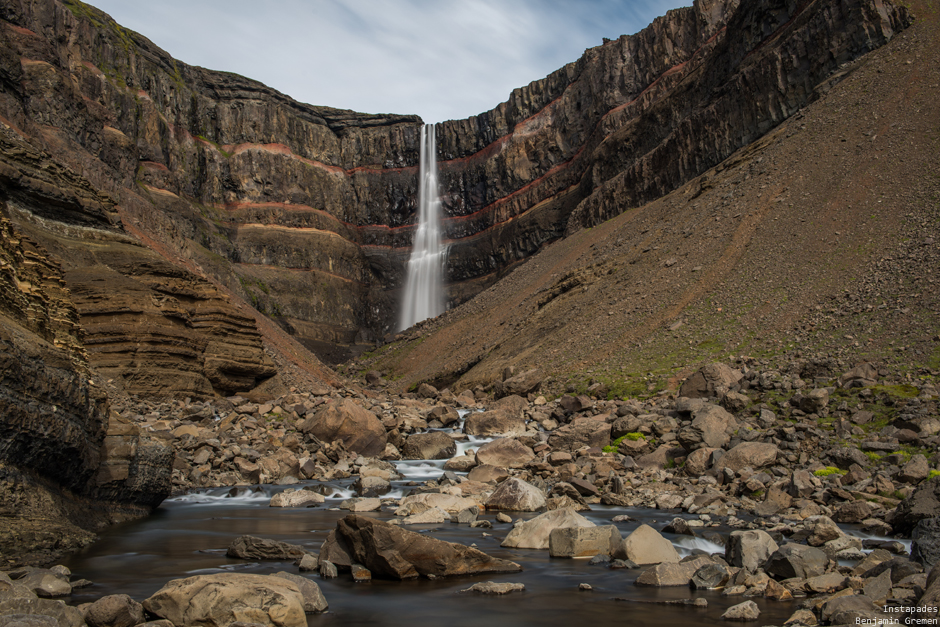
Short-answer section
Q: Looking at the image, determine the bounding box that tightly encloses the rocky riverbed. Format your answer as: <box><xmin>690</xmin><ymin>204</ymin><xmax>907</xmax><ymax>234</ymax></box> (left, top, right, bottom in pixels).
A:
<box><xmin>3</xmin><ymin>358</ymin><xmax>940</xmax><ymax>625</ymax></box>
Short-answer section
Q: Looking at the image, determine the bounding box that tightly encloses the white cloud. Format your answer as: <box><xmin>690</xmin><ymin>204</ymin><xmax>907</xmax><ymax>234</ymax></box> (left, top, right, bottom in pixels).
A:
<box><xmin>87</xmin><ymin>0</ymin><xmax>689</xmax><ymax>122</ymax></box>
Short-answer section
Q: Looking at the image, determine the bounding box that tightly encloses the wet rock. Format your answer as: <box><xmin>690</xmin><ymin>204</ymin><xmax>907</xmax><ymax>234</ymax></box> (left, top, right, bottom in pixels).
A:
<box><xmin>764</xmin><ymin>542</ymin><xmax>829</xmax><ymax>579</ymax></box>
<box><xmin>662</xmin><ymin>518</ymin><xmax>697</xmax><ymax>536</ymax></box>
<box><xmin>460</xmin><ymin>581</ymin><xmax>525</xmax><ymax>594</ymax></box>
<box><xmin>690</xmin><ymin>562</ymin><xmax>731</xmax><ymax>589</ymax></box>
<box><xmin>333</xmin><ymin>515</ymin><xmax>521</xmax><ymax>579</ymax></box>
<box><xmin>269</xmin><ymin>489</ymin><xmax>325</xmax><ymax>508</ymax></box>
<box><xmin>636</xmin><ymin>556</ymin><xmax>713</xmax><ymax>587</ymax></box>
<box><xmin>913</xmin><ymin>518</ymin><xmax>940</xmax><ymax>570</ymax></box>
<box><xmin>721</xmin><ymin>600</ymin><xmax>759</xmax><ymax>621</ymax></box>
<box><xmin>271</xmin><ymin>572</ymin><xmax>328</xmax><ymax>613</ymax></box>
<box><xmin>783</xmin><ymin>609</ymin><xmax>817</xmax><ymax>626</ymax></box>
<box><xmin>297</xmin><ymin>555</ymin><xmax>319</xmax><ymax>572</ymax></box>
<box><xmin>726</xmin><ymin>530</ymin><xmax>778</xmax><ymax>573</ymax></box>
<box><xmin>485</xmin><ymin>478</ymin><xmax>546</xmax><ymax>512</ymax></box>
<box><xmin>318</xmin><ymin>561</ymin><xmax>338</xmax><ymax>579</ymax></box>
<box><xmin>142</xmin><ymin>573</ymin><xmax>307</xmax><ymax>627</ymax></box>
<box><xmin>83</xmin><ymin>594</ymin><xmax>144</xmax><ymax>627</ymax></box>
<box><xmin>350</xmin><ymin>564</ymin><xmax>372</xmax><ymax>583</ymax></box>
<box><xmin>618</xmin><ymin>524</ymin><xmax>680</xmax><ymax>565</ymax></box>
<box><xmin>501</xmin><ymin>508</ymin><xmax>594</xmax><ymax>549</ymax></box>
<box><xmin>474</xmin><ymin>438</ymin><xmax>535</xmax><ymax>469</ymax></box>
<box><xmin>227</xmin><ymin>536</ymin><xmax>309</xmax><ymax>561</ymax></box>
<box><xmin>402</xmin><ymin>432</ymin><xmax>457</xmax><ymax>459</ymax></box>
<box><xmin>549</xmin><ymin>525</ymin><xmax>621</xmax><ymax>558</ymax></box>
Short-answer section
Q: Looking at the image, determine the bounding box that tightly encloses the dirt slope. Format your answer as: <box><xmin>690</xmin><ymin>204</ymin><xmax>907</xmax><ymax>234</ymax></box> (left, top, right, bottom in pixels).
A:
<box><xmin>355</xmin><ymin>1</ymin><xmax>940</xmax><ymax>395</ymax></box>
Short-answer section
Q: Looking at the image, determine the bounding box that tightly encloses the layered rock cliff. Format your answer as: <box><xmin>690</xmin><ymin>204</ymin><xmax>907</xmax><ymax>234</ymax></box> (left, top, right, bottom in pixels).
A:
<box><xmin>0</xmin><ymin>0</ymin><xmax>912</xmax><ymax>369</ymax></box>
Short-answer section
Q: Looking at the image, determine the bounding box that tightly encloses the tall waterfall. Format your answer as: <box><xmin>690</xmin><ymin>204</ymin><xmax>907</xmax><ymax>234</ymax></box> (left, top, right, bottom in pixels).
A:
<box><xmin>399</xmin><ymin>124</ymin><xmax>445</xmax><ymax>331</ymax></box>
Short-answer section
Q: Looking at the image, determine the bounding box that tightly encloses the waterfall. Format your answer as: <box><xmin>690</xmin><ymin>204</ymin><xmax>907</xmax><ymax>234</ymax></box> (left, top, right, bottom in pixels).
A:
<box><xmin>399</xmin><ymin>124</ymin><xmax>445</xmax><ymax>331</ymax></box>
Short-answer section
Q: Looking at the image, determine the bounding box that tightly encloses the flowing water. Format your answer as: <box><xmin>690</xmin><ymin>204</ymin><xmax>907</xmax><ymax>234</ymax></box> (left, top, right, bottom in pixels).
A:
<box><xmin>59</xmin><ymin>408</ymin><xmax>805</xmax><ymax>626</ymax></box>
<box><xmin>398</xmin><ymin>123</ymin><xmax>446</xmax><ymax>331</ymax></box>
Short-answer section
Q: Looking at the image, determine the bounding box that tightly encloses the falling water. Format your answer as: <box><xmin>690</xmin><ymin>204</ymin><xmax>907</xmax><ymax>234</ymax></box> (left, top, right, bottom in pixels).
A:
<box><xmin>399</xmin><ymin>123</ymin><xmax>445</xmax><ymax>331</ymax></box>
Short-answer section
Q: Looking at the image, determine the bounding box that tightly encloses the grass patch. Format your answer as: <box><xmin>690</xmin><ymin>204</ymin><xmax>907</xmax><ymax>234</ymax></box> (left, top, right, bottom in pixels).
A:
<box><xmin>602</xmin><ymin>432</ymin><xmax>645</xmax><ymax>453</ymax></box>
<box><xmin>814</xmin><ymin>466</ymin><xmax>847</xmax><ymax>477</ymax></box>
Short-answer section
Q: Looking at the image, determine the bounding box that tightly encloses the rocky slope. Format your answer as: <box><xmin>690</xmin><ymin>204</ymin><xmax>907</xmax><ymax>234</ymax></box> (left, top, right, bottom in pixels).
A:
<box><xmin>0</xmin><ymin>0</ymin><xmax>912</xmax><ymax>368</ymax></box>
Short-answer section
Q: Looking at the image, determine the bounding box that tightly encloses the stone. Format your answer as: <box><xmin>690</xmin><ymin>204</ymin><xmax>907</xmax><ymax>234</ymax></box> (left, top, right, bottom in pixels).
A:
<box><xmin>789</xmin><ymin>469</ymin><xmax>816</xmax><ymax>498</ymax></box>
<box><xmin>350</xmin><ymin>564</ymin><xmax>371</xmax><ymax>583</ymax></box>
<box><xmin>463</xmin><ymin>410</ymin><xmax>526</xmax><ymax>437</ymax></box>
<box><xmin>345</xmin><ymin>498</ymin><xmax>383</xmax><ymax>512</ymax></box>
<box><xmin>725</xmin><ymin>530</ymin><xmax>778</xmax><ymax>573</ymax></box>
<box><xmin>227</xmin><ymin>536</ymin><xmax>309</xmax><ymax>561</ymax></box>
<box><xmin>352</xmin><ymin>476</ymin><xmax>391</xmax><ymax>498</ymax></box>
<box><xmin>456</xmin><ymin>507</ymin><xmax>479</xmax><ymax>524</ymax></box>
<box><xmin>683</xmin><ymin>447</ymin><xmax>719</xmax><ymax>476</ymax></box>
<box><xmin>474</xmin><ymin>438</ymin><xmax>535</xmax><ymax>469</ymax></box>
<box><xmin>891</xmin><ymin>477</ymin><xmax>940</xmax><ymax>535</ymax></box>
<box><xmin>715</xmin><ymin>442</ymin><xmax>778</xmax><ymax>473</ymax></box>
<box><xmin>899</xmin><ymin>454</ymin><xmax>930</xmax><ymax>484</ymax></box>
<box><xmin>677</xmin><ymin>404</ymin><xmax>738</xmax><ymax>450</ymax></box>
<box><xmin>485</xmin><ymin>478</ymin><xmax>546</xmax><ymax>512</ymax></box>
<box><xmin>402</xmin><ymin>507</ymin><xmax>451</xmax><ymax>524</ymax></box>
<box><xmin>318</xmin><ymin>561</ymin><xmax>338</xmax><ymax>579</ymax></box>
<box><xmin>827</xmin><ymin>446</ymin><xmax>869</xmax><ymax>470</ymax></box>
<box><xmin>690</xmin><ymin>562</ymin><xmax>731</xmax><ymax>589</ymax></box>
<box><xmin>299</xmin><ymin>399</ymin><xmax>387</xmax><ymax>457</ymax></box>
<box><xmin>679</xmin><ymin>363</ymin><xmax>743</xmax><ymax>399</ymax></box>
<box><xmin>804</xmin><ymin>572</ymin><xmax>845</xmax><ymax>593</ymax></box>
<box><xmin>721</xmin><ymin>600</ymin><xmax>760</xmax><ymax>621</ymax></box>
<box><xmin>460</xmin><ymin>582</ymin><xmax>525</xmax><ymax>595</ymax></box>
<box><xmin>913</xmin><ymin>518</ymin><xmax>940</xmax><ymax>570</ymax></box>
<box><xmin>547</xmin><ymin>419</ymin><xmax>611</xmax><ymax>453</ymax></box>
<box><xmin>397</xmin><ymin>493</ymin><xmax>479</xmax><ymax>515</ymax></box>
<box><xmin>820</xmin><ymin>595</ymin><xmax>882</xmax><ymax>625</ymax></box>
<box><xmin>548</xmin><ymin>525</ymin><xmax>620</xmax><ymax>558</ymax></box>
<box><xmin>443</xmin><ymin>455</ymin><xmax>477</xmax><ymax>471</ymax></box>
<box><xmin>832</xmin><ymin>500</ymin><xmax>872</xmax><ymax>523</ymax></box>
<box><xmin>270</xmin><ymin>573</ymin><xmax>328</xmax><ymax>613</ymax></box>
<box><xmin>783</xmin><ymin>609</ymin><xmax>816</xmax><ymax>626</ymax></box>
<box><xmin>16</xmin><ymin>572</ymin><xmax>71</xmax><ymax>599</ymax></box>
<box><xmin>142</xmin><ymin>573</ymin><xmax>307</xmax><ymax>627</ymax></box>
<box><xmin>467</xmin><ymin>465</ymin><xmax>510</xmax><ymax>484</ymax></box>
<box><xmin>764</xmin><ymin>578</ymin><xmax>792</xmax><ymax>601</ymax></box>
<box><xmin>269</xmin><ymin>489</ymin><xmax>325</xmax><ymax>508</ymax></box>
<box><xmin>501</xmin><ymin>508</ymin><xmax>594</xmax><ymax>549</ymax></box>
<box><xmin>617</xmin><ymin>524</ymin><xmax>680</xmax><ymax>565</ymax></box>
<box><xmin>297</xmin><ymin>554</ymin><xmax>318</xmax><ymax>572</ymax></box>
<box><xmin>496</xmin><ymin>513</ymin><xmax>512</xmax><ymax>524</ymax></box>
<box><xmin>821</xmin><ymin>535</ymin><xmax>862</xmax><ymax>559</ymax></box>
<box><xmin>862</xmin><ymin>568</ymin><xmax>893</xmax><ymax>605</ymax></box>
<box><xmin>83</xmin><ymin>594</ymin><xmax>145</xmax><ymax>627</ymax></box>
<box><xmin>636</xmin><ymin>556</ymin><xmax>713</xmax><ymax>587</ymax></box>
<box><xmin>764</xmin><ymin>542</ymin><xmax>829</xmax><ymax>579</ymax></box>
<box><xmin>802</xmin><ymin>515</ymin><xmax>844</xmax><ymax>547</ymax></box>
<box><xmin>798</xmin><ymin>388</ymin><xmax>829</xmax><ymax>413</ymax></box>
<box><xmin>635</xmin><ymin>444</ymin><xmax>685</xmax><ymax>469</ymax></box>
<box><xmin>402</xmin><ymin>432</ymin><xmax>457</xmax><ymax>459</ymax></box>
<box><xmin>494</xmin><ymin>368</ymin><xmax>543</xmax><ymax>398</ymax></box>
<box><xmin>0</xmin><ymin>598</ymin><xmax>84</xmax><ymax>627</ymax></box>
<box><xmin>333</xmin><ymin>515</ymin><xmax>521</xmax><ymax>579</ymax></box>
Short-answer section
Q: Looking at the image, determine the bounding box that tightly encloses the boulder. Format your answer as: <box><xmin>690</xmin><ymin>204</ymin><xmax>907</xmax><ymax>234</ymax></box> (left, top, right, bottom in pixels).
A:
<box><xmin>635</xmin><ymin>444</ymin><xmax>685</xmax><ymax>469</ymax></box>
<box><xmin>721</xmin><ymin>600</ymin><xmax>760</xmax><ymax>621</ymax></box>
<box><xmin>84</xmin><ymin>595</ymin><xmax>144</xmax><ymax>627</ymax></box>
<box><xmin>679</xmin><ymin>363</ymin><xmax>742</xmax><ymax>398</ymax></box>
<box><xmin>352</xmin><ymin>476</ymin><xmax>391</xmax><ymax>498</ymax></box>
<box><xmin>269</xmin><ymin>489</ymin><xmax>324</xmax><ymax>508</ymax></box>
<box><xmin>16</xmin><ymin>572</ymin><xmax>70</xmax><ymax>598</ymax></box>
<box><xmin>690</xmin><ymin>562</ymin><xmax>731</xmax><ymax>589</ymax></box>
<box><xmin>485</xmin><ymin>478</ymin><xmax>546</xmax><ymax>512</ymax></box>
<box><xmin>270</xmin><ymin>572</ymin><xmax>328</xmax><ymax>613</ymax></box>
<box><xmin>677</xmin><ymin>404</ymin><xmax>738</xmax><ymax>450</ymax></box>
<box><xmin>547</xmin><ymin>419</ymin><xmax>611</xmax><ymax>453</ymax></box>
<box><xmin>803</xmin><ymin>515</ymin><xmax>844</xmax><ymax>547</ymax></box>
<box><xmin>474</xmin><ymin>439</ymin><xmax>535</xmax><ymax>469</ymax></box>
<box><xmin>764</xmin><ymin>543</ymin><xmax>828</xmax><ymax>579</ymax></box>
<box><xmin>715</xmin><ymin>442</ymin><xmax>778</xmax><ymax>473</ymax></box>
<box><xmin>725</xmin><ymin>530</ymin><xmax>778</xmax><ymax>573</ymax></box>
<box><xmin>402</xmin><ymin>432</ymin><xmax>456</xmax><ymax>460</ymax></box>
<box><xmin>820</xmin><ymin>595</ymin><xmax>883</xmax><ymax>625</ymax></box>
<box><xmin>798</xmin><ymin>388</ymin><xmax>829</xmax><ymax>413</ymax></box>
<box><xmin>913</xmin><ymin>518</ymin><xmax>940</xmax><ymax>570</ymax></box>
<box><xmin>827</xmin><ymin>446</ymin><xmax>869</xmax><ymax>470</ymax></box>
<box><xmin>548</xmin><ymin>525</ymin><xmax>620</xmax><ymax>558</ymax></box>
<box><xmin>397</xmin><ymin>493</ymin><xmax>479</xmax><ymax>515</ymax></box>
<box><xmin>227</xmin><ymin>536</ymin><xmax>309</xmax><ymax>561</ymax></box>
<box><xmin>683</xmin><ymin>447</ymin><xmax>719</xmax><ymax>476</ymax></box>
<box><xmin>891</xmin><ymin>477</ymin><xmax>940</xmax><ymax>535</ymax></box>
<box><xmin>494</xmin><ymin>369</ymin><xmax>542</xmax><ymax>398</ymax></box>
<box><xmin>299</xmin><ymin>399</ymin><xmax>386</xmax><ymax>457</ymax></box>
<box><xmin>899</xmin><ymin>454</ymin><xmax>930</xmax><ymax>484</ymax></box>
<box><xmin>402</xmin><ymin>507</ymin><xmax>451</xmax><ymax>524</ymax></box>
<box><xmin>467</xmin><ymin>465</ymin><xmax>509</xmax><ymax>484</ymax></box>
<box><xmin>617</xmin><ymin>524</ymin><xmax>680</xmax><ymax>565</ymax></box>
<box><xmin>832</xmin><ymin>500</ymin><xmax>873</xmax><ymax>523</ymax></box>
<box><xmin>443</xmin><ymin>455</ymin><xmax>477</xmax><ymax>472</ymax></box>
<box><xmin>142</xmin><ymin>573</ymin><xmax>307</xmax><ymax>627</ymax></box>
<box><xmin>334</xmin><ymin>515</ymin><xmax>521</xmax><ymax>579</ymax></box>
<box><xmin>463</xmin><ymin>410</ymin><xmax>526</xmax><ymax>437</ymax></box>
<box><xmin>0</xmin><ymin>598</ymin><xmax>83</xmax><ymax>627</ymax></box>
<box><xmin>501</xmin><ymin>508</ymin><xmax>595</xmax><ymax>549</ymax></box>
<box><xmin>636</xmin><ymin>556</ymin><xmax>713</xmax><ymax>587</ymax></box>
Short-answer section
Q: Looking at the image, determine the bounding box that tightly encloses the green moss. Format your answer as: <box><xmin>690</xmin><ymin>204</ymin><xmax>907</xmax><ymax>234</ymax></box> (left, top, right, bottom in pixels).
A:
<box><xmin>871</xmin><ymin>384</ymin><xmax>920</xmax><ymax>399</ymax></box>
<box><xmin>814</xmin><ymin>466</ymin><xmax>847</xmax><ymax>477</ymax></box>
<box><xmin>929</xmin><ymin>470</ymin><xmax>940</xmax><ymax>480</ymax></box>
<box><xmin>864</xmin><ymin>451</ymin><xmax>882</xmax><ymax>462</ymax></box>
<box><xmin>602</xmin><ymin>432</ymin><xmax>645</xmax><ymax>452</ymax></box>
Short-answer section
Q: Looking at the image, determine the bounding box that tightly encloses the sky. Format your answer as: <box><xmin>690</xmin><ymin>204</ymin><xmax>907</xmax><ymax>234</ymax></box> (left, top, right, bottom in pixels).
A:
<box><xmin>86</xmin><ymin>0</ymin><xmax>689</xmax><ymax>123</ymax></box>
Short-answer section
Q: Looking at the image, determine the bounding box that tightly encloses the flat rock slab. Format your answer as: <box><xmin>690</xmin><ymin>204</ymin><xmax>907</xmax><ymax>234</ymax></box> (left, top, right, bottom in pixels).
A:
<box><xmin>460</xmin><ymin>582</ymin><xmax>525</xmax><ymax>595</ymax></box>
<box><xmin>501</xmin><ymin>508</ymin><xmax>594</xmax><ymax>550</ymax></box>
<box><xmin>226</xmin><ymin>536</ymin><xmax>308</xmax><ymax>561</ymax></box>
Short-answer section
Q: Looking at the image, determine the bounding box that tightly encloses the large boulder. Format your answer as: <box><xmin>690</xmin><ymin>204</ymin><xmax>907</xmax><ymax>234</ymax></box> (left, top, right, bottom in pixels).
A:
<box><xmin>485</xmin><ymin>478</ymin><xmax>546</xmax><ymax>512</ymax></box>
<box><xmin>83</xmin><ymin>594</ymin><xmax>144</xmax><ymax>627</ymax></box>
<box><xmin>677</xmin><ymin>404</ymin><xmax>738</xmax><ymax>450</ymax></box>
<box><xmin>299</xmin><ymin>399</ymin><xmax>386</xmax><ymax>457</ymax></box>
<box><xmin>270</xmin><ymin>572</ymin><xmax>328</xmax><ymax>613</ymax></box>
<box><xmin>636</xmin><ymin>556</ymin><xmax>713</xmax><ymax>587</ymax></box>
<box><xmin>474</xmin><ymin>438</ymin><xmax>535</xmax><ymax>469</ymax></box>
<box><xmin>715</xmin><ymin>442</ymin><xmax>778</xmax><ymax>473</ymax></box>
<box><xmin>548</xmin><ymin>525</ymin><xmax>620</xmax><ymax>558</ymax></box>
<box><xmin>142</xmin><ymin>573</ymin><xmax>307</xmax><ymax>627</ymax></box>
<box><xmin>547</xmin><ymin>418</ymin><xmax>611</xmax><ymax>453</ymax></box>
<box><xmin>334</xmin><ymin>515</ymin><xmax>521</xmax><ymax>579</ymax></box>
<box><xmin>890</xmin><ymin>477</ymin><xmax>940</xmax><ymax>535</ymax></box>
<box><xmin>912</xmin><ymin>518</ymin><xmax>940</xmax><ymax>570</ymax></box>
<box><xmin>269</xmin><ymin>489</ymin><xmax>325</xmax><ymax>508</ymax></box>
<box><xmin>725</xmin><ymin>530</ymin><xmax>778</xmax><ymax>572</ymax></box>
<box><xmin>226</xmin><ymin>536</ymin><xmax>309</xmax><ymax>560</ymax></box>
<box><xmin>494</xmin><ymin>369</ymin><xmax>543</xmax><ymax>398</ymax></box>
<box><xmin>679</xmin><ymin>363</ymin><xmax>743</xmax><ymax>398</ymax></box>
<box><xmin>764</xmin><ymin>543</ymin><xmax>828</xmax><ymax>579</ymax></box>
<box><xmin>463</xmin><ymin>410</ymin><xmax>526</xmax><ymax>437</ymax></box>
<box><xmin>402</xmin><ymin>432</ymin><xmax>457</xmax><ymax>460</ymax></box>
<box><xmin>617</xmin><ymin>524</ymin><xmax>680</xmax><ymax>565</ymax></box>
<box><xmin>803</xmin><ymin>515</ymin><xmax>844</xmax><ymax>547</ymax></box>
<box><xmin>501</xmin><ymin>508</ymin><xmax>594</xmax><ymax>549</ymax></box>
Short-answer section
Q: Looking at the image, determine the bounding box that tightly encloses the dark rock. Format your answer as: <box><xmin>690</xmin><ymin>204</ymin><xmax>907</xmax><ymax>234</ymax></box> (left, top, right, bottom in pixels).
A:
<box><xmin>227</xmin><ymin>536</ymin><xmax>310</xmax><ymax>561</ymax></box>
<box><xmin>913</xmin><ymin>518</ymin><xmax>940</xmax><ymax>570</ymax></box>
<box><xmin>764</xmin><ymin>543</ymin><xmax>828</xmax><ymax>580</ymax></box>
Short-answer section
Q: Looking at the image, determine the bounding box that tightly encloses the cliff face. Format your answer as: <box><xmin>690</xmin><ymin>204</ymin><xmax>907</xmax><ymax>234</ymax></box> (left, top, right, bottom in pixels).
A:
<box><xmin>0</xmin><ymin>0</ymin><xmax>911</xmax><ymax>371</ymax></box>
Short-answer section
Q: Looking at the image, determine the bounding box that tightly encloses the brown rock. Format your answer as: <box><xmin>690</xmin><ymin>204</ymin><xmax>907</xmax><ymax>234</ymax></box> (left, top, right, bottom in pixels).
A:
<box><xmin>300</xmin><ymin>399</ymin><xmax>386</xmax><ymax>457</ymax></box>
<box><xmin>474</xmin><ymin>438</ymin><xmax>535</xmax><ymax>469</ymax></box>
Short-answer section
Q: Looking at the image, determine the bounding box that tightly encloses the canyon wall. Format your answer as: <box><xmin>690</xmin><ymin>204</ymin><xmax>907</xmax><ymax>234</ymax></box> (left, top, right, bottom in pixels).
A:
<box><xmin>0</xmin><ymin>0</ymin><xmax>911</xmax><ymax>376</ymax></box>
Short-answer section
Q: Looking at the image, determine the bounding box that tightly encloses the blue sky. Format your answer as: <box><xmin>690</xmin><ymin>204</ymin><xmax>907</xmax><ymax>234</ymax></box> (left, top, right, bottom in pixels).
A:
<box><xmin>87</xmin><ymin>0</ymin><xmax>689</xmax><ymax>123</ymax></box>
